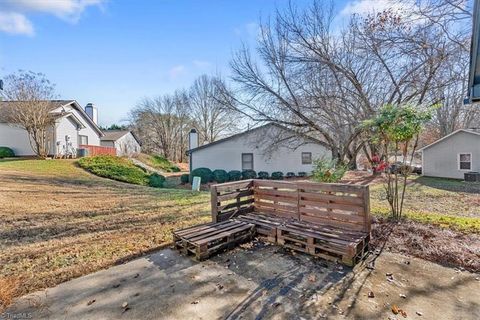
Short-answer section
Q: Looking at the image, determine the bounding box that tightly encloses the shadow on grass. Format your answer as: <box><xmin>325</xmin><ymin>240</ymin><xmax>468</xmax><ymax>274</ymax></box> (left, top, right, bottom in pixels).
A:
<box><xmin>415</xmin><ymin>176</ymin><xmax>480</xmax><ymax>194</ymax></box>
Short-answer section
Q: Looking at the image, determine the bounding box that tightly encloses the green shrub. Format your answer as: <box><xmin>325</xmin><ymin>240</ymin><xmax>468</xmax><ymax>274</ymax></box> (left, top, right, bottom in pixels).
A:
<box><xmin>241</xmin><ymin>169</ymin><xmax>257</xmax><ymax>179</ymax></box>
<box><xmin>271</xmin><ymin>171</ymin><xmax>284</xmax><ymax>180</ymax></box>
<box><xmin>298</xmin><ymin>172</ymin><xmax>307</xmax><ymax>177</ymax></box>
<box><xmin>228</xmin><ymin>170</ymin><xmax>242</xmax><ymax>181</ymax></box>
<box><xmin>148</xmin><ymin>173</ymin><xmax>166</xmax><ymax>188</ymax></box>
<box><xmin>213</xmin><ymin>169</ymin><xmax>228</xmax><ymax>183</ymax></box>
<box><xmin>286</xmin><ymin>172</ymin><xmax>295</xmax><ymax>178</ymax></box>
<box><xmin>190</xmin><ymin>167</ymin><xmax>213</xmax><ymax>184</ymax></box>
<box><xmin>180</xmin><ymin>173</ymin><xmax>190</xmax><ymax>184</ymax></box>
<box><xmin>258</xmin><ymin>171</ymin><xmax>269</xmax><ymax>179</ymax></box>
<box><xmin>151</xmin><ymin>155</ymin><xmax>180</xmax><ymax>172</ymax></box>
<box><xmin>0</xmin><ymin>147</ymin><xmax>15</xmax><ymax>158</ymax></box>
<box><xmin>311</xmin><ymin>158</ymin><xmax>347</xmax><ymax>183</ymax></box>
<box><xmin>78</xmin><ymin>155</ymin><xmax>149</xmax><ymax>185</ymax></box>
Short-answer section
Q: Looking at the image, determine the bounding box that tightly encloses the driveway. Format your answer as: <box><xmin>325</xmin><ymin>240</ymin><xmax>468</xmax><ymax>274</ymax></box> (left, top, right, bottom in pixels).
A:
<box><xmin>6</xmin><ymin>242</ymin><xmax>480</xmax><ymax>320</ymax></box>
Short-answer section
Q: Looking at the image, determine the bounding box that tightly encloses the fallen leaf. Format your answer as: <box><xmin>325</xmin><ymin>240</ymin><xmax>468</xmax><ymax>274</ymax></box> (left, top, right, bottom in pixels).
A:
<box><xmin>392</xmin><ymin>305</ymin><xmax>400</xmax><ymax>315</ymax></box>
<box><xmin>87</xmin><ymin>299</ymin><xmax>96</xmax><ymax>306</ymax></box>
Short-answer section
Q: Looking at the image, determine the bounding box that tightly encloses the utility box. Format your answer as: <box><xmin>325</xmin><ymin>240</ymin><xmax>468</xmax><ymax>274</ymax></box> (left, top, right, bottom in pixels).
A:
<box><xmin>464</xmin><ymin>172</ymin><xmax>480</xmax><ymax>182</ymax></box>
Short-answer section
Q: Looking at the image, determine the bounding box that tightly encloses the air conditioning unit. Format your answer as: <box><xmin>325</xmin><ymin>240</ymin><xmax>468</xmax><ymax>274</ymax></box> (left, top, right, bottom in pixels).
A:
<box><xmin>464</xmin><ymin>172</ymin><xmax>480</xmax><ymax>182</ymax></box>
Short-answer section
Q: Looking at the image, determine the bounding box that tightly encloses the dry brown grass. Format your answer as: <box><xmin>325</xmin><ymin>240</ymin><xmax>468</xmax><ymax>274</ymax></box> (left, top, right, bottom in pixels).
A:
<box><xmin>0</xmin><ymin>277</ymin><xmax>19</xmax><ymax>312</ymax></box>
<box><xmin>371</xmin><ymin>218</ymin><xmax>480</xmax><ymax>272</ymax></box>
<box><xmin>0</xmin><ymin>159</ymin><xmax>210</xmax><ymax>305</ymax></box>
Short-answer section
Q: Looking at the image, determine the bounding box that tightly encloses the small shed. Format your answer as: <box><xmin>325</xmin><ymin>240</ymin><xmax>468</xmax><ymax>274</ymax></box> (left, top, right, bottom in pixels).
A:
<box><xmin>100</xmin><ymin>130</ymin><xmax>141</xmax><ymax>157</ymax></box>
<box><xmin>420</xmin><ymin>129</ymin><xmax>480</xmax><ymax>179</ymax></box>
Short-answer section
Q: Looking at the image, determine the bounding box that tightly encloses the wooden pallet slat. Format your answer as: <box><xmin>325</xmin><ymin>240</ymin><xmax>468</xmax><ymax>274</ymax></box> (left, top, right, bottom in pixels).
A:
<box><xmin>173</xmin><ymin>220</ymin><xmax>255</xmax><ymax>260</ymax></box>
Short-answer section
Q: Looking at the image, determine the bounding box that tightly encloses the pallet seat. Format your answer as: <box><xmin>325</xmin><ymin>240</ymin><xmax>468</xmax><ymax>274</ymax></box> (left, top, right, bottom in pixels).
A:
<box><xmin>173</xmin><ymin>220</ymin><xmax>255</xmax><ymax>260</ymax></box>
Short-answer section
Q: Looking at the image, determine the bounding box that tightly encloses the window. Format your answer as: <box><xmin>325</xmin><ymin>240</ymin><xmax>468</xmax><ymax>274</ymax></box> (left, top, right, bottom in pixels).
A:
<box><xmin>301</xmin><ymin>152</ymin><xmax>312</xmax><ymax>164</ymax></box>
<box><xmin>242</xmin><ymin>153</ymin><xmax>254</xmax><ymax>170</ymax></box>
<box><xmin>458</xmin><ymin>153</ymin><xmax>472</xmax><ymax>170</ymax></box>
<box><xmin>79</xmin><ymin>135</ymin><xmax>88</xmax><ymax>145</ymax></box>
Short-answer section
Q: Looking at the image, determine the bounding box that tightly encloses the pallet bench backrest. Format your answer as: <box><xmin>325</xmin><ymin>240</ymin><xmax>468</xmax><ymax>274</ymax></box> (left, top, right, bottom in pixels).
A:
<box><xmin>211</xmin><ymin>179</ymin><xmax>371</xmax><ymax>233</ymax></box>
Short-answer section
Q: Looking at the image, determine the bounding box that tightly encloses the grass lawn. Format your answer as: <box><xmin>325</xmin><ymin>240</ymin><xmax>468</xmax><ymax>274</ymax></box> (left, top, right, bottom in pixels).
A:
<box><xmin>134</xmin><ymin>153</ymin><xmax>181</xmax><ymax>173</ymax></box>
<box><xmin>368</xmin><ymin>175</ymin><xmax>480</xmax><ymax>232</ymax></box>
<box><xmin>0</xmin><ymin>159</ymin><xmax>210</xmax><ymax>307</ymax></box>
<box><xmin>1</xmin><ymin>162</ymin><xmax>478</xmax><ymax>309</ymax></box>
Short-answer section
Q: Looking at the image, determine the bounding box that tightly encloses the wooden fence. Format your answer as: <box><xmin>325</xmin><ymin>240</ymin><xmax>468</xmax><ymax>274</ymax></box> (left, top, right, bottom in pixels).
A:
<box><xmin>211</xmin><ymin>179</ymin><xmax>370</xmax><ymax>233</ymax></box>
<box><xmin>79</xmin><ymin>144</ymin><xmax>117</xmax><ymax>156</ymax></box>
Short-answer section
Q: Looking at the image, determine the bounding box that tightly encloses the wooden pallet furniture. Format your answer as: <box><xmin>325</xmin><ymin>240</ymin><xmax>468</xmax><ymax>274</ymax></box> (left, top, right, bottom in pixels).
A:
<box><xmin>236</xmin><ymin>212</ymin><xmax>287</xmax><ymax>242</ymax></box>
<box><xmin>173</xmin><ymin>220</ymin><xmax>255</xmax><ymax>260</ymax></box>
<box><xmin>209</xmin><ymin>179</ymin><xmax>371</xmax><ymax>266</ymax></box>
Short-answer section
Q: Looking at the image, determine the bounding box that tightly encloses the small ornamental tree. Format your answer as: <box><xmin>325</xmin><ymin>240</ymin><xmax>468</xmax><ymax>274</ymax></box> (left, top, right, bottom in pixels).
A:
<box><xmin>362</xmin><ymin>104</ymin><xmax>433</xmax><ymax>220</ymax></box>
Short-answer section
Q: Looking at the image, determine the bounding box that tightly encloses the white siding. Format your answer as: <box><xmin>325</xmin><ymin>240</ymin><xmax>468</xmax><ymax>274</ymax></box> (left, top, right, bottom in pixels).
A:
<box><xmin>191</xmin><ymin>126</ymin><xmax>329</xmax><ymax>174</ymax></box>
<box><xmin>0</xmin><ymin>124</ymin><xmax>35</xmax><ymax>156</ymax></box>
<box><xmin>114</xmin><ymin>133</ymin><xmax>141</xmax><ymax>156</ymax></box>
<box><xmin>422</xmin><ymin>131</ymin><xmax>480</xmax><ymax>179</ymax></box>
<box><xmin>53</xmin><ymin>105</ymin><xmax>101</xmax><ymax>147</ymax></box>
<box><xmin>54</xmin><ymin>116</ymin><xmax>79</xmax><ymax>156</ymax></box>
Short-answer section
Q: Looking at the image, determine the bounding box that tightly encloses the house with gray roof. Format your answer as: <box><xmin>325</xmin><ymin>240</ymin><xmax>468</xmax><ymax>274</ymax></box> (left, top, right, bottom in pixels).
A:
<box><xmin>420</xmin><ymin>129</ymin><xmax>480</xmax><ymax>179</ymax></box>
<box><xmin>101</xmin><ymin>130</ymin><xmax>141</xmax><ymax>156</ymax></box>
<box><xmin>187</xmin><ymin>123</ymin><xmax>330</xmax><ymax>175</ymax></box>
<box><xmin>0</xmin><ymin>100</ymin><xmax>103</xmax><ymax>157</ymax></box>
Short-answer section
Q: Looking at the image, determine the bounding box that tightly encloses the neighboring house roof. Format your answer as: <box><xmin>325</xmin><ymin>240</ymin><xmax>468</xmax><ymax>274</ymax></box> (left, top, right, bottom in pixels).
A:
<box><xmin>101</xmin><ymin>130</ymin><xmax>141</xmax><ymax>145</ymax></box>
<box><xmin>0</xmin><ymin>100</ymin><xmax>104</xmax><ymax>137</ymax></box>
<box><xmin>188</xmin><ymin>122</ymin><xmax>328</xmax><ymax>154</ymax></box>
<box><xmin>419</xmin><ymin>129</ymin><xmax>480</xmax><ymax>151</ymax></box>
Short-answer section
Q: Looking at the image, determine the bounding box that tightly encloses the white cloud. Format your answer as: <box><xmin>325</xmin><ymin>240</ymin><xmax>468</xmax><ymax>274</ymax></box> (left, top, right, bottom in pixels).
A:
<box><xmin>0</xmin><ymin>0</ymin><xmax>105</xmax><ymax>36</ymax></box>
<box><xmin>169</xmin><ymin>65</ymin><xmax>187</xmax><ymax>79</ymax></box>
<box><xmin>340</xmin><ymin>0</ymin><xmax>412</xmax><ymax>16</ymax></box>
<box><xmin>0</xmin><ymin>12</ymin><xmax>34</xmax><ymax>36</ymax></box>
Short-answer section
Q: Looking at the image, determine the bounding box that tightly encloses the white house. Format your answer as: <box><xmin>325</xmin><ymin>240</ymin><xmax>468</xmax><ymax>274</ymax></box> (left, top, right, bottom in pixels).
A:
<box><xmin>100</xmin><ymin>130</ymin><xmax>141</xmax><ymax>156</ymax></box>
<box><xmin>187</xmin><ymin>123</ymin><xmax>330</xmax><ymax>174</ymax></box>
<box><xmin>0</xmin><ymin>100</ymin><xmax>104</xmax><ymax>156</ymax></box>
<box><xmin>420</xmin><ymin>129</ymin><xmax>480</xmax><ymax>179</ymax></box>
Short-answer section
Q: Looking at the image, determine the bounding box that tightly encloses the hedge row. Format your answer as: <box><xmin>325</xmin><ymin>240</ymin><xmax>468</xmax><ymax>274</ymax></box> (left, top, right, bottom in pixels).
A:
<box><xmin>182</xmin><ymin>168</ymin><xmax>309</xmax><ymax>184</ymax></box>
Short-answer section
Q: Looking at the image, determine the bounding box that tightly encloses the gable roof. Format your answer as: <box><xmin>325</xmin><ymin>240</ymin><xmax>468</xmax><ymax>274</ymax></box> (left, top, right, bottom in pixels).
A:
<box><xmin>0</xmin><ymin>100</ymin><xmax>104</xmax><ymax>137</ymax></box>
<box><xmin>188</xmin><ymin>122</ymin><xmax>327</xmax><ymax>154</ymax></box>
<box><xmin>101</xmin><ymin>130</ymin><xmax>141</xmax><ymax>145</ymax></box>
<box><xmin>419</xmin><ymin>129</ymin><xmax>480</xmax><ymax>151</ymax></box>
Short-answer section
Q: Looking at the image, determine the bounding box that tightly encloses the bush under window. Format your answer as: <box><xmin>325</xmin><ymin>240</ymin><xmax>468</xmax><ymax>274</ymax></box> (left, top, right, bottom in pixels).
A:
<box><xmin>213</xmin><ymin>169</ymin><xmax>229</xmax><ymax>183</ymax></box>
<box><xmin>258</xmin><ymin>171</ymin><xmax>269</xmax><ymax>179</ymax></box>
<box><xmin>271</xmin><ymin>171</ymin><xmax>284</xmax><ymax>180</ymax></box>
<box><xmin>190</xmin><ymin>167</ymin><xmax>213</xmax><ymax>184</ymax></box>
<box><xmin>228</xmin><ymin>170</ymin><xmax>242</xmax><ymax>181</ymax></box>
<box><xmin>242</xmin><ymin>169</ymin><xmax>257</xmax><ymax>179</ymax></box>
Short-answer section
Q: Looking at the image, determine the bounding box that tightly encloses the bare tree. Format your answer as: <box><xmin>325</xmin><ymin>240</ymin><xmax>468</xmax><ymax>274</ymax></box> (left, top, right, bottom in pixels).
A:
<box><xmin>130</xmin><ymin>91</ymin><xmax>192</xmax><ymax>162</ymax></box>
<box><xmin>1</xmin><ymin>71</ymin><xmax>57</xmax><ymax>158</ymax></box>
<box><xmin>189</xmin><ymin>75</ymin><xmax>237</xmax><ymax>144</ymax></box>
<box><xmin>218</xmin><ymin>0</ymin><xmax>475</xmax><ymax>166</ymax></box>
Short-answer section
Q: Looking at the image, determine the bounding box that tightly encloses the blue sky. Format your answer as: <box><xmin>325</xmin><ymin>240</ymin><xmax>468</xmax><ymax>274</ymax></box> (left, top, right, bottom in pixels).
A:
<box><xmin>0</xmin><ymin>0</ymin><xmax>388</xmax><ymax>126</ymax></box>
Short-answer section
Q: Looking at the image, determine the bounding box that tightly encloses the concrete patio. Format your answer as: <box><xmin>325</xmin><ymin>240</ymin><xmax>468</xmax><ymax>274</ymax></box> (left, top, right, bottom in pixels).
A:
<box><xmin>6</xmin><ymin>241</ymin><xmax>479</xmax><ymax>320</ymax></box>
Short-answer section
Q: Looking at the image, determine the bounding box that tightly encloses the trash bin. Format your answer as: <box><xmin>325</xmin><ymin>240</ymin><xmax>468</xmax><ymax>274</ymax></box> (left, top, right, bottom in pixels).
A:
<box><xmin>77</xmin><ymin>148</ymin><xmax>89</xmax><ymax>158</ymax></box>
